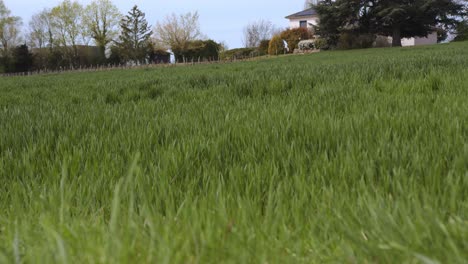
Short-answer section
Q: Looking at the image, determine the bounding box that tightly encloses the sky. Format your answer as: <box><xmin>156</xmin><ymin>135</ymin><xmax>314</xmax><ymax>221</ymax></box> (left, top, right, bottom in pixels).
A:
<box><xmin>4</xmin><ymin>0</ymin><xmax>306</xmax><ymax>49</ymax></box>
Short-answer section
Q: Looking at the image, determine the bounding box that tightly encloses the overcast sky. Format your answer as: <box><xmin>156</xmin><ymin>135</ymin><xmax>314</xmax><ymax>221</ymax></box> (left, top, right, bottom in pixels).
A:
<box><xmin>4</xmin><ymin>0</ymin><xmax>305</xmax><ymax>49</ymax></box>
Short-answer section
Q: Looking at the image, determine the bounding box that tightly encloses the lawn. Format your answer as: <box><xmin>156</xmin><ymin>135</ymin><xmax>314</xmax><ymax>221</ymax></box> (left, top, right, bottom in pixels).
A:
<box><xmin>0</xmin><ymin>42</ymin><xmax>467</xmax><ymax>263</ymax></box>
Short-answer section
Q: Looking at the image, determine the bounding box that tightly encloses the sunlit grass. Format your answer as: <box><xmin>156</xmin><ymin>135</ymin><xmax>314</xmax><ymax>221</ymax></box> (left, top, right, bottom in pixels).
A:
<box><xmin>0</xmin><ymin>42</ymin><xmax>467</xmax><ymax>263</ymax></box>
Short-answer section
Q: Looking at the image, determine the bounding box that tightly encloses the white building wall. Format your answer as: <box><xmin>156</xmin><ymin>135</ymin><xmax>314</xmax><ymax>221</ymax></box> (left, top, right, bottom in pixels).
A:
<box><xmin>390</xmin><ymin>32</ymin><xmax>438</xmax><ymax>47</ymax></box>
<box><xmin>401</xmin><ymin>37</ymin><xmax>415</xmax><ymax>47</ymax></box>
<box><xmin>289</xmin><ymin>17</ymin><xmax>319</xmax><ymax>30</ymax></box>
<box><xmin>414</xmin><ymin>32</ymin><xmax>438</xmax><ymax>45</ymax></box>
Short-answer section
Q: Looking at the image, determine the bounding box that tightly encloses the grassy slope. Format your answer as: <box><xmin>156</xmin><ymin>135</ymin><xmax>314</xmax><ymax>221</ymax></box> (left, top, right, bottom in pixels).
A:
<box><xmin>0</xmin><ymin>42</ymin><xmax>467</xmax><ymax>263</ymax></box>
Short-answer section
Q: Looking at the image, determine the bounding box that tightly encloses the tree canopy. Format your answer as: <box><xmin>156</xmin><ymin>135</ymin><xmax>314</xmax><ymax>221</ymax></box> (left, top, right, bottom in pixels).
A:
<box><xmin>0</xmin><ymin>0</ymin><xmax>22</xmax><ymax>56</ymax></box>
<box><xmin>315</xmin><ymin>0</ymin><xmax>466</xmax><ymax>47</ymax></box>
<box><xmin>84</xmin><ymin>0</ymin><xmax>121</xmax><ymax>58</ymax></box>
<box><xmin>116</xmin><ymin>5</ymin><xmax>152</xmax><ymax>64</ymax></box>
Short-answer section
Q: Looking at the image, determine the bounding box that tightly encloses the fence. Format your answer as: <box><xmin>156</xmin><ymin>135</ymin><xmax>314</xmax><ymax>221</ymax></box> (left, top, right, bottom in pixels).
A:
<box><xmin>0</xmin><ymin>54</ymin><xmax>268</xmax><ymax>78</ymax></box>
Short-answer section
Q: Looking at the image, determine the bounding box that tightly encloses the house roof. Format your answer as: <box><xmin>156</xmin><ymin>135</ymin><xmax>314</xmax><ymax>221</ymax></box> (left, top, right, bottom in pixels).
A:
<box><xmin>285</xmin><ymin>8</ymin><xmax>318</xmax><ymax>19</ymax></box>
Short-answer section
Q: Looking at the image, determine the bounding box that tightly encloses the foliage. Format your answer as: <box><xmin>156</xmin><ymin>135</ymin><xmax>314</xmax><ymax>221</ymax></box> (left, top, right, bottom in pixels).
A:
<box><xmin>304</xmin><ymin>0</ymin><xmax>319</xmax><ymax>9</ymax></box>
<box><xmin>454</xmin><ymin>20</ymin><xmax>468</xmax><ymax>41</ymax></box>
<box><xmin>242</xmin><ymin>19</ymin><xmax>276</xmax><ymax>48</ymax></box>
<box><xmin>313</xmin><ymin>37</ymin><xmax>328</xmax><ymax>50</ymax></box>
<box><xmin>280</xmin><ymin>27</ymin><xmax>313</xmax><ymax>53</ymax></box>
<box><xmin>84</xmin><ymin>0</ymin><xmax>122</xmax><ymax>58</ymax></box>
<box><xmin>373</xmin><ymin>35</ymin><xmax>392</xmax><ymax>48</ymax></box>
<box><xmin>117</xmin><ymin>5</ymin><xmax>152</xmax><ymax>64</ymax></box>
<box><xmin>153</xmin><ymin>12</ymin><xmax>203</xmax><ymax>53</ymax></box>
<box><xmin>219</xmin><ymin>47</ymin><xmax>256</xmax><ymax>60</ymax></box>
<box><xmin>258</xmin><ymin>39</ymin><xmax>270</xmax><ymax>55</ymax></box>
<box><xmin>49</xmin><ymin>0</ymin><xmax>87</xmax><ymax>65</ymax></box>
<box><xmin>149</xmin><ymin>48</ymin><xmax>171</xmax><ymax>64</ymax></box>
<box><xmin>28</xmin><ymin>9</ymin><xmax>54</xmax><ymax>49</ymax></box>
<box><xmin>173</xmin><ymin>39</ymin><xmax>220</xmax><ymax>63</ymax></box>
<box><xmin>0</xmin><ymin>0</ymin><xmax>22</xmax><ymax>56</ymax></box>
<box><xmin>268</xmin><ymin>34</ymin><xmax>285</xmax><ymax>55</ymax></box>
<box><xmin>338</xmin><ymin>33</ymin><xmax>375</xmax><ymax>50</ymax></box>
<box><xmin>315</xmin><ymin>0</ymin><xmax>465</xmax><ymax>47</ymax></box>
<box><xmin>0</xmin><ymin>42</ymin><xmax>33</xmax><ymax>74</ymax></box>
<box><xmin>11</xmin><ymin>44</ymin><xmax>34</xmax><ymax>72</ymax></box>
<box><xmin>108</xmin><ymin>44</ymin><xmax>124</xmax><ymax>64</ymax></box>
<box><xmin>1</xmin><ymin>42</ymin><xmax>468</xmax><ymax>262</ymax></box>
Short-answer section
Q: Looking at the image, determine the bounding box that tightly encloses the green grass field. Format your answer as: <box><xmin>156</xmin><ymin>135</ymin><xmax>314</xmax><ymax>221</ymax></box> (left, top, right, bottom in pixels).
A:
<box><xmin>1</xmin><ymin>42</ymin><xmax>468</xmax><ymax>263</ymax></box>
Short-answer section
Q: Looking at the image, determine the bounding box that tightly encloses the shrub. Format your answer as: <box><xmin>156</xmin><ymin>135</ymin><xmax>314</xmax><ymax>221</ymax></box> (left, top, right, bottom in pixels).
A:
<box><xmin>454</xmin><ymin>22</ymin><xmax>468</xmax><ymax>42</ymax></box>
<box><xmin>220</xmin><ymin>48</ymin><xmax>256</xmax><ymax>60</ymax></box>
<box><xmin>150</xmin><ymin>49</ymin><xmax>171</xmax><ymax>64</ymax></box>
<box><xmin>338</xmin><ymin>33</ymin><xmax>375</xmax><ymax>50</ymax></box>
<box><xmin>173</xmin><ymin>40</ymin><xmax>221</xmax><ymax>63</ymax></box>
<box><xmin>373</xmin><ymin>36</ymin><xmax>392</xmax><ymax>48</ymax></box>
<box><xmin>314</xmin><ymin>38</ymin><xmax>328</xmax><ymax>50</ymax></box>
<box><xmin>280</xmin><ymin>28</ymin><xmax>313</xmax><ymax>53</ymax></box>
<box><xmin>268</xmin><ymin>35</ymin><xmax>285</xmax><ymax>55</ymax></box>
<box><xmin>258</xmin><ymin>39</ymin><xmax>270</xmax><ymax>55</ymax></box>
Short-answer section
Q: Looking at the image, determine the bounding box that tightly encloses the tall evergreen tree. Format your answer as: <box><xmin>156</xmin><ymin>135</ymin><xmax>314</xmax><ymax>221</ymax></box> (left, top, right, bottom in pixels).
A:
<box><xmin>315</xmin><ymin>0</ymin><xmax>466</xmax><ymax>47</ymax></box>
<box><xmin>12</xmin><ymin>44</ymin><xmax>34</xmax><ymax>72</ymax></box>
<box><xmin>370</xmin><ymin>0</ymin><xmax>464</xmax><ymax>46</ymax></box>
<box><xmin>117</xmin><ymin>5</ymin><xmax>152</xmax><ymax>64</ymax></box>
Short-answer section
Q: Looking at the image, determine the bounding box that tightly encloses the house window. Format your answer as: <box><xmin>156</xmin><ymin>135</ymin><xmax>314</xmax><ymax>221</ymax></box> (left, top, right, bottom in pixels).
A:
<box><xmin>299</xmin><ymin>20</ymin><xmax>307</xmax><ymax>28</ymax></box>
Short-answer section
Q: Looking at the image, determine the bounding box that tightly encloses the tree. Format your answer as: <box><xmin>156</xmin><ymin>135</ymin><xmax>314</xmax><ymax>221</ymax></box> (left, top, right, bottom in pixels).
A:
<box><xmin>117</xmin><ymin>5</ymin><xmax>152</xmax><ymax>64</ymax></box>
<box><xmin>172</xmin><ymin>39</ymin><xmax>220</xmax><ymax>62</ymax></box>
<box><xmin>242</xmin><ymin>19</ymin><xmax>276</xmax><ymax>48</ymax></box>
<box><xmin>84</xmin><ymin>0</ymin><xmax>121</xmax><ymax>58</ymax></box>
<box><xmin>28</xmin><ymin>9</ymin><xmax>54</xmax><ymax>49</ymax></box>
<box><xmin>304</xmin><ymin>0</ymin><xmax>319</xmax><ymax>9</ymax></box>
<box><xmin>50</xmin><ymin>0</ymin><xmax>88</xmax><ymax>66</ymax></box>
<box><xmin>0</xmin><ymin>0</ymin><xmax>22</xmax><ymax>57</ymax></box>
<box><xmin>12</xmin><ymin>44</ymin><xmax>33</xmax><ymax>72</ymax></box>
<box><xmin>315</xmin><ymin>0</ymin><xmax>465</xmax><ymax>47</ymax></box>
<box><xmin>454</xmin><ymin>20</ymin><xmax>468</xmax><ymax>41</ymax></box>
<box><xmin>315</xmin><ymin>0</ymin><xmax>360</xmax><ymax>48</ymax></box>
<box><xmin>153</xmin><ymin>12</ymin><xmax>203</xmax><ymax>54</ymax></box>
<box><xmin>370</xmin><ymin>0</ymin><xmax>464</xmax><ymax>46</ymax></box>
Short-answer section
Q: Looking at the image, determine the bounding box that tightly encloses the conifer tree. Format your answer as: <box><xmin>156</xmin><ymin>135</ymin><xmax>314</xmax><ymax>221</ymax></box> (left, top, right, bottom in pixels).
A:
<box><xmin>117</xmin><ymin>5</ymin><xmax>152</xmax><ymax>63</ymax></box>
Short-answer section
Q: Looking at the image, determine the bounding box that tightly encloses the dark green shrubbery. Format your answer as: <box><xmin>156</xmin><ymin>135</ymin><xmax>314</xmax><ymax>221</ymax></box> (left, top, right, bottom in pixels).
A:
<box><xmin>280</xmin><ymin>28</ymin><xmax>313</xmax><ymax>53</ymax></box>
<box><xmin>220</xmin><ymin>48</ymin><xmax>257</xmax><ymax>60</ymax></box>
<box><xmin>173</xmin><ymin>40</ymin><xmax>221</xmax><ymax>63</ymax></box>
<box><xmin>258</xmin><ymin>39</ymin><xmax>270</xmax><ymax>55</ymax></box>
<box><xmin>0</xmin><ymin>45</ymin><xmax>34</xmax><ymax>74</ymax></box>
<box><xmin>337</xmin><ymin>33</ymin><xmax>375</xmax><ymax>50</ymax></box>
<box><xmin>454</xmin><ymin>21</ymin><xmax>468</xmax><ymax>42</ymax></box>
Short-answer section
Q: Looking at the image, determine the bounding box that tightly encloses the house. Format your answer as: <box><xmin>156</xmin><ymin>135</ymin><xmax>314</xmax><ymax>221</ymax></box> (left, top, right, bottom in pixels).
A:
<box><xmin>285</xmin><ymin>8</ymin><xmax>319</xmax><ymax>30</ymax></box>
<box><xmin>286</xmin><ymin>8</ymin><xmax>437</xmax><ymax>47</ymax></box>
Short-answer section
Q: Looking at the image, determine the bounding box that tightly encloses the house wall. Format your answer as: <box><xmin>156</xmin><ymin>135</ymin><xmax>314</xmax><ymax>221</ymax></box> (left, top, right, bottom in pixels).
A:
<box><xmin>389</xmin><ymin>32</ymin><xmax>438</xmax><ymax>47</ymax></box>
<box><xmin>289</xmin><ymin>17</ymin><xmax>319</xmax><ymax>30</ymax></box>
<box><xmin>401</xmin><ymin>38</ymin><xmax>415</xmax><ymax>47</ymax></box>
<box><xmin>414</xmin><ymin>32</ymin><xmax>438</xmax><ymax>45</ymax></box>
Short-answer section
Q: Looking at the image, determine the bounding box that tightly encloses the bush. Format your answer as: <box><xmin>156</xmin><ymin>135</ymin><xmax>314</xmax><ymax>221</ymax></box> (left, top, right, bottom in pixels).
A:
<box><xmin>314</xmin><ymin>38</ymin><xmax>328</xmax><ymax>50</ymax></box>
<box><xmin>373</xmin><ymin>36</ymin><xmax>392</xmax><ymax>48</ymax></box>
<box><xmin>150</xmin><ymin>49</ymin><xmax>171</xmax><ymax>64</ymax></box>
<box><xmin>280</xmin><ymin>28</ymin><xmax>313</xmax><ymax>53</ymax></box>
<box><xmin>338</xmin><ymin>33</ymin><xmax>375</xmax><ymax>50</ymax></box>
<box><xmin>220</xmin><ymin>48</ymin><xmax>256</xmax><ymax>60</ymax></box>
<box><xmin>258</xmin><ymin>39</ymin><xmax>270</xmax><ymax>55</ymax></box>
<box><xmin>173</xmin><ymin>40</ymin><xmax>221</xmax><ymax>63</ymax></box>
<box><xmin>454</xmin><ymin>22</ymin><xmax>468</xmax><ymax>42</ymax></box>
<box><xmin>268</xmin><ymin>35</ymin><xmax>285</xmax><ymax>55</ymax></box>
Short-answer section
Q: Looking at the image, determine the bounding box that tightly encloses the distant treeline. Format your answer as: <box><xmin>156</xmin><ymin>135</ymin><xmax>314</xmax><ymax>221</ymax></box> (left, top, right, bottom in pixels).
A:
<box><xmin>0</xmin><ymin>0</ymin><xmax>226</xmax><ymax>74</ymax></box>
